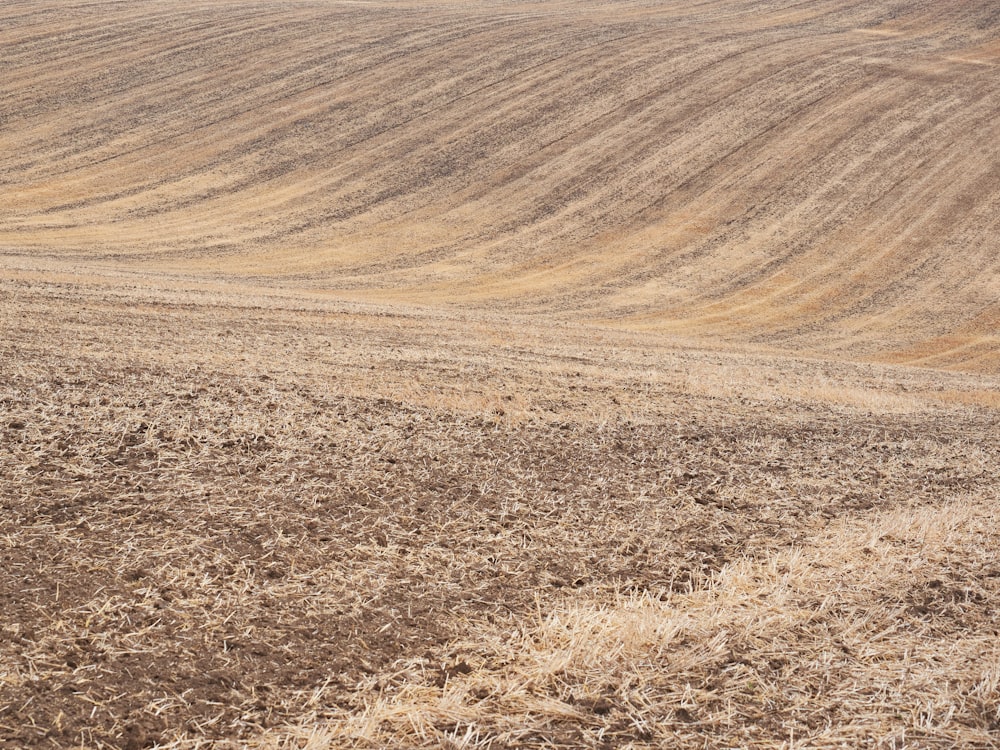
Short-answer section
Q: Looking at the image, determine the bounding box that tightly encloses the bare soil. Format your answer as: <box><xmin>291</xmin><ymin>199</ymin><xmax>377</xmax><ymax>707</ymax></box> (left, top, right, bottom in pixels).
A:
<box><xmin>2</xmin><ymin>1</ymin><xmax>1000</xmax><ymax>747</ymax></box>
<box><xmin>2</xmin><ymin>278</ymin><xmax>999</xmax><ymax>748</ymax></box>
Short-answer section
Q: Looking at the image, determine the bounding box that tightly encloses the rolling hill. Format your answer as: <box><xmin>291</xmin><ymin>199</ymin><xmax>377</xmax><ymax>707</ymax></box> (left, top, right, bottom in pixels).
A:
<box><xmin>2</xmin><ymin>0</ymin><xmax>999</xmax><ymax>367</ymax></box>
<box><xmin>2</xmin><ymin>2</ymin><xmax>1000</xmax><ymax>749</ymax></box>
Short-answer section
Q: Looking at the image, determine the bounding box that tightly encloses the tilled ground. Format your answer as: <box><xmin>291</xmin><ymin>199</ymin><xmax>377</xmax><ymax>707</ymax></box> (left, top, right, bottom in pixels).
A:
<box><xmin>2</xmin><ymin>0</ymin><xmax>1000</xmax><ymax>367</ymax></box>
<box><xmin>3</xmin><ymin>1</ymin><xmax>1000</xmax><ymax>744</ymax></box>
<box><xmin>2</xmin><ymin>277</ymin><xmax>998</xmax><ymax>748</ymax></box>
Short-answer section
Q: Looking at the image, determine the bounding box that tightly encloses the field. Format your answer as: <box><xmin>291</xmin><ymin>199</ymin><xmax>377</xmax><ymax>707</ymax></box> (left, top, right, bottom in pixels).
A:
<box><xmin>2</xmin><ymin>1</ymin><xmax>1000</xmax><ymax>748</ymax></box>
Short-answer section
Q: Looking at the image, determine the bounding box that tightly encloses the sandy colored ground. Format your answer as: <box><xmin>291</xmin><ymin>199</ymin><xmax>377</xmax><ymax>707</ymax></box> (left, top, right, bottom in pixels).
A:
<box><xmin>2</xmin><ymin>1</ymin><xmax>999</xmax><ymax>748</ymax></box>
<box><xmin>3</xmin><ymin>0</ymin><xmax>1000</xmax><ymax>366</ymax></box>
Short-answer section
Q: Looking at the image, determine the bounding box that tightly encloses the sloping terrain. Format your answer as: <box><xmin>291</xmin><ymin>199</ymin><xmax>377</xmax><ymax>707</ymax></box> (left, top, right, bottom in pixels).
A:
<box><xmin>2</xmin><ymin>0</ymin><xmax>999</xmax><ymax>366</ymax></box>
<box><xmin>2</xmin><ymin>2</ymin><xmax>1000</xmax><ymax>749</ymax></box>
<box><xmin>2</xmin><ymin>278</ymin><xmax>1000</xmax><ymax>749</ymax></box>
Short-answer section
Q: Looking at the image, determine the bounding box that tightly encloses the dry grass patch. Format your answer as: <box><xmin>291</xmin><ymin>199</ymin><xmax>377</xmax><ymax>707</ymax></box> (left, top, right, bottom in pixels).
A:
<box><xmin>277</xmin><ymin>499</ymin><xmax>1000</xmax><ymax>749</ymax></box>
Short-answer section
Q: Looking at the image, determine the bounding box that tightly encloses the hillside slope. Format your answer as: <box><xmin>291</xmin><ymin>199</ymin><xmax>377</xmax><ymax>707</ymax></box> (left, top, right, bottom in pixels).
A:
<box><xmin>4</xmin><ymin>4</ymin><xmax>1000</xmax><ymax>747</ymax></box>
<box><xmin>1</xmin><ymin>0</ymin><xmax>999</xmax><ymax>367</ymax></box>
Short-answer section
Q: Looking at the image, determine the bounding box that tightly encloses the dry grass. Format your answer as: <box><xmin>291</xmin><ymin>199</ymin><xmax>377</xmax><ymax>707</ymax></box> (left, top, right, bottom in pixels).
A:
<box><xmin>3</xmin><ymin>1</ymin><xmax>1000</xmax><ymax>748</ymax></box>
<box><xmin>3</xmin><ymin>277</ymin><xmax>1000</xmax><ymax>748</ymax></box>
<box><xmin>282</xmin><ymin>500</ymin><xmax>1000</xmax><ymax>749</ymax></box>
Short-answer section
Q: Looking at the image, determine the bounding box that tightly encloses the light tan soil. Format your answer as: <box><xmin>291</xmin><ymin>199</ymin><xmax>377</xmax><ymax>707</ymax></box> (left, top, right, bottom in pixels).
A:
<box><xmin>2</xmin><ymin>1</ymin><xmax>999</xmax><ymax>747</ymax></box>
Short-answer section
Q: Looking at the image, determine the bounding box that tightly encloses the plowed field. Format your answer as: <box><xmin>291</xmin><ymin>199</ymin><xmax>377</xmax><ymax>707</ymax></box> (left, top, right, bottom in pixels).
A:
<box><xmin>2</xmin><ymin>1</ymin><xmax>999</xmax><ymax>748</ymax></box>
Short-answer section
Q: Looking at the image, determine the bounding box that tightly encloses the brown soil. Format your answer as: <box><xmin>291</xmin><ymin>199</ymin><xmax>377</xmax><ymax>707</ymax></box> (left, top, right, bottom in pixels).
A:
<box><xmin>3</xmin><ymin>280</ymin><xmax>999</xmax><ymax>748</ymax></box>
<box><xmin>2</xmin><ymin>1</ymin><xmax>999</xmax><ymax>748</ymax></box>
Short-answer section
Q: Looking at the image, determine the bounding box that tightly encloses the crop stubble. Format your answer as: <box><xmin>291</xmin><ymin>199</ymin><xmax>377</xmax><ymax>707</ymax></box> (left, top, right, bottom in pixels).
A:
<box><xmin>2</xmin><ymin>0</ymin><xmax>1000</xmax><ymax>747</ymax></box>
<box><xmin>2</xmin><ymin>0</ymin><xmax>1000</xmax><ymax>365</ymax></box>
<box><xmin>3</xmin><ymin>278</ymin><xmax>1000</xmax><ymax>747</ymax></box>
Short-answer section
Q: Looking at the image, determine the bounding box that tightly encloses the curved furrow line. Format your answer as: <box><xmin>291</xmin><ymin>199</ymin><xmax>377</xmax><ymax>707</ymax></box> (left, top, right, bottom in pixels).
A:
<box><xmin>11</xmin><ymin>18</ymin><xmax>652</xmax><ymax>241</ymax></box>
<box><xmin>414</xmin><ymin>33</ymin><xmax>882</xmax><ymax>283</ymax></box>
<box><xmin>6</xmin><ymin>9</ymin><xmax>544</xmax><ymax>179</ymax></box>
<box><xmin>2</xmin><ymin>0</ymin><xmax>999</xmax><ymax>367</ymax></box>
<box><xmin>311</xmin><ymin>27</ymin><xmax>848</xmax><ymax>250</ymax></box>
<box><xmin>0</xmin><ymin>13</ymin><xmax>323</xmax><ymax>168</ymax></box>
<box><xmin>624</xmin><ymin>108</ymin><xmax>1000</xmax><ymax>353</ymax></box>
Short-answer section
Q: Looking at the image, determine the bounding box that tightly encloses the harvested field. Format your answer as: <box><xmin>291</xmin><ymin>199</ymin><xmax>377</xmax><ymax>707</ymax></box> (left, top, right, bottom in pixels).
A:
<box><xmin>3</xmin><ymin>279</ymin><xmax>999</xmax><ymax>748</ymax></box>
<box><xmin>2</xmin><ymin>1</ymin><xmax>1000</xmax><ymax>748</ymax></box>
<box><xmin>4</xmin><ymin>0</ymin><xmax>1000</xmax><ymax>366</ymax></box>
